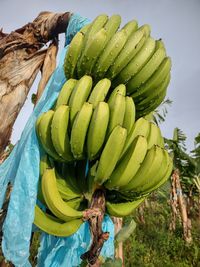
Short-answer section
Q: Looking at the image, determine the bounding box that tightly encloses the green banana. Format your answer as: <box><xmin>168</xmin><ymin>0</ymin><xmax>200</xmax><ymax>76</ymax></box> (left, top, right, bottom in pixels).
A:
<box><xmin>41</xmin><ymin>168</ymin><xmax>83</xmax><ymax>221</ymax></box>
<box><xmin>104</xmin><ymin>14</ymin><xmax>121</xmax><ymax>42</ymax></box>
<box><xmin>126</xmin><ymin>41</ymin><xmax>166</xmax><ymax>94</ymax></box>
<box><xmin>65</xmin><ymin>197</ymin><xmax>83</xmax><ymax>210</ymax></box>
<box><xmin>87</xmin><ymin>102</ymin><xmax>109</xmax><ymax>160</ymax></box>
<box><xmin>138</xmin><ymin>149</ymin><xmax>169</xmax><ymax>192</ymax></box>
<box><xmin>51</xmin><ymin>105</ymin><xmax>73</xmax><ymax>162</ymax></box>
<box><xmin>94</xmin><ymin>125</ymin><xmax>127</xmax><ymax>185</ymax></box>
<box><xmin>106</xmin><ymin>198</ymin><xmax>144</xmax><ymax>217</ymax></box>
<box><xmin>131</xmin><ymin>57</ymin><xmax>171</xmax><ymax>101</ymax></box>
<box><xmin>107</xmin><ymin>93</ymin><xmax>126</xmax><ymax>136</ymax></box>
<box><xmin>39</xmin><ymin>154</ymin><xmax>51</xmax><ymax>177</ymax></box>
<box><xmin>62</xmin><ymin>163</ymin><xmax>81</xmax><ymax>194</ymax></box>
<box><xmin>76</xmin><ymin>28</ymin><xmax>107</xmax><ymax>77</ymax></box>
<box><xmin>120</xmin><ymin>117</ymin><xmax>150</xmax><ymax>159</ymax></box>
<box><xmin>77</xmin><ymin>14</ymin><xmax>108</xmax><ymax>76</ymax></box>
<box><xmin>55</xmin><ymin>79</ymin><xmax>77</xmax><ymax>109</ymax></box>
<box><xmin>136</xmin><ymin>89</ymin><xmax>167</xmax><ymax>118</ymax></box>
<box><xmin>113</xmin><ymin>37</ymin><xmax>156</xmax><ymax>85</ymax></box>
<box><xmin>138</xmin><ymin>24</ymin><xmax>151</xmax><ymax>37</ymax></box>
<box><xmin>37</xmin><ymin>154</ymin><xmax>52</xmax><ymax>205</ymax></box>
<box><xmin>121</xmin><ymin>19</ymin><xmax>138</xmax><ymax>38</ymax></box>
<box><xmin>35</xmin><ymin>113</ymin><xmax>43</xmax><ymax>137</ymax></box>
<box><xmin>122</xmin><ymin>96</ymin><xmax>136</xmax><ymax>135</ymax></box>
<box><xmin>156</xmin><ymin>39</ymin><xmax>165</xmax><ymax>49</ymax></box>
<box><xmin>81</xmin><ymin>14</ymin><xmax>108</xmax><ymax>50</ymax></box>
<box><xmin>36</xmin><ymin>111</ymin><xmax>63</xmax><ymax>161</ymax></box>
<box><xmin>68</xmin><ymin>75</ymin><xmax>93</xmax><ymax>124</ymax></box>
<box><xmin>64</xmin><ymin>32</ymin><xmax>84</xmax><ymax>78</ymax></box>
<box><xmin>94</xmin><ymin>29</ymin><xmax>128</xmax><ymax>80</ymax></box>
<box><xmin>56</xmin><ymin>170</ymin><xmax>81</xmax><ymax>200</ymax></box>
<box><xmin>34</xmin><ymin>205</ymin><xmax>83</xmax><ymax>237</ymax></box>
<box><xmin>105</xmin><ymin>135</ymin><xmax>148</xmax><ymax>190</ymax></box>
<box><xmin>79</xmin><ymin>23</ymin><xmax>91</xmax><ymax>34</ymax></box>
<box><xmin>143</xmin><ymin>155</ymin><xmax>173</xmax><ymax>194</ymax></box>
<box><xmin>147</xmin><ymin>122</ymin><xmax>162</xmax><ymax>149</ymax></box>
<box><xmin>107</xmin><ymin>27</ymin><xmax>147</xmax><ymax>80</ymax></box>
<box><xmin>157</xmin><ymin>127</ymin><xmax>165</xmax><ymax>148</ymax></box>
<box><xmin>121</xmin><ymin>145</ymin><xmax>164</xmax><ymax>192</ymax></box>
<box><xmin>38</xmin><ymin>179</ymin><xmax>80</xmax><ymax>205</ymax></box>
<box><xmin>37</xmin><ymin>179</ymin><xmax>46</xmax><ymax>206</ymax></box>
<box><xmin>107</xmin><ymin>84</ymin><xmax>126</xmax><ymax>107</ymax></box>
<box><xmin>136</xmin><ymin>72</ymin><xmax>171</xmax><ymax>109</ymax></box>
<box><xmin>88</xmin><ymin>78</ymin><xmax>111</xmax><ymax>108</ymax></box>
<box><xmin>136</xmin><ymin>74</ymin><xmax>170</xmax><ymax>118</ymax></box>
<box><xmin>70</xmin><ymin>102</ymin><xmax>93</xmax><ymax>159</ymax></box>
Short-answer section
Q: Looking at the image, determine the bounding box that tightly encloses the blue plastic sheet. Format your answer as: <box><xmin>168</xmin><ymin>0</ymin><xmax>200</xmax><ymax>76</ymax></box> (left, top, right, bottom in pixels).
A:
<box><xmin>37</xmin><ymin>216</ymin><xmax>114</xmax><ymax>267</ymax></box>
<box><xmin>0</xmin><ymin>14</ymin><xmax>114</xmax><ymax>267</ymax></box>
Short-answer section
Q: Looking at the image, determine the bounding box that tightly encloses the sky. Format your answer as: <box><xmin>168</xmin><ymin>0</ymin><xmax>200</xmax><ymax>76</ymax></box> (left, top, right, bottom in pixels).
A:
<box><xmin>0</xmin><ymin>0</ymin><xmax>200</xmax><ymax>152</ymax></box>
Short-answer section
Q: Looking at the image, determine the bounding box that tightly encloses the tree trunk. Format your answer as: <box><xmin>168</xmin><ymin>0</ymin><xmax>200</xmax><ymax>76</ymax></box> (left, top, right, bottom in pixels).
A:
<box><xmin>0</xmin><ymin>11</ymin><xmax>71</xmax><ymax>155</ymax></box>
<box><xmin>138</xmin><ymin>202</ymin><xmax>145</xmax><ymax>224</ymax></box>
<box><xmin>175</xmin><ymin>170</ymin><xmax>192</xmax><ymax>243</ymax></box>
<box><xmin>169</xmin><ymin>171</ymin><xmax>178</xmax><ymax>231</ymax></box>
<box><xmin>172</xmin><ymin>169</ymin><xmax>192</xmax><ymax>243</ymax></box>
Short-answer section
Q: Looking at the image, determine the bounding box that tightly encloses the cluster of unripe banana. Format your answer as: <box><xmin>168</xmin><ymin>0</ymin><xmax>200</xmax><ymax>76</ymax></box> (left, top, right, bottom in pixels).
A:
<box><xmin>64</xmin><ymin>14</ymin><xmax>171</xmax><ymax>117</ymax></box>
<box><xmin>34</xmin><ymin>14</ymin><xmax>172</xmax><ymax>237</ymax></box>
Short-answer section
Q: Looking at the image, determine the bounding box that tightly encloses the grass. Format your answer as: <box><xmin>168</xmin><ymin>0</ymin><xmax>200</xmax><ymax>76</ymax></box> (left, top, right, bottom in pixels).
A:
<box><xmin>124</xmin><ymin>196</ymin><xmax>200</xmax><ymax>267</ymax></box>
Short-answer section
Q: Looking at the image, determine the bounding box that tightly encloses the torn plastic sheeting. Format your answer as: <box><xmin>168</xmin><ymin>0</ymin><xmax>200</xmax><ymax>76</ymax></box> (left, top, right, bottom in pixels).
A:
<box><xmin>0</xmin><ymin>13</ymin><xmax>115</xmax><ymax>267</ymax></box>
<box><xmin>37</xmin><ymin>215</ymin><xmax>114</xmax><ymax>267</ymax></box>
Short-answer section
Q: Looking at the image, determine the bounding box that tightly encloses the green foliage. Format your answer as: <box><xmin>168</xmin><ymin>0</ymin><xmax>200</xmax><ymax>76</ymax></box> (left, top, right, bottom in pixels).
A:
<box><xmin>124</xmin><ymin>197</ymin><xmax>200</xmax><ymax>267</ymax></box>
<box><xmin>101</xmin><ymin>258</ymin><xmax>123</xmax><ymax>267</ymax></box>
<box><xmin>153</xmin><ymin>98</ymin><xmax>173</xmax><ymax>125</ymax></box>
<box><xmin>115</xmin><ymin>219</ymin><xmax>136</xmax><ymax>245</ymax></box>
<box><xmin>145</xmin><ymin>98</ymin><xmax>172</xmax><ymax>125</ymax></box>
<box><xmin>164</xmin><ymin>128</ymin><xmax>199</xmax><ymax>196</ymax></box>
<box><xmin>191</xmin><ymin>132</ymin><xmax>200</xmax><ymax>175</ymax></box>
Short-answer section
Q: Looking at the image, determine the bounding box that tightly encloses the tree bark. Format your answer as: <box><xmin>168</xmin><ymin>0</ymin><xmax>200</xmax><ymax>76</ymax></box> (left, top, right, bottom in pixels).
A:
<box><xmin>169</xmin><ymin>171</ymin><xmax>178</xmax><ymax>231</ymax></box>
<box><xmin>175</xmin><ymin>170</ymin><xmax>192</xmax><ymax>243</ymax></box>
<box><xmin>170</xmin><ymin>169</ymin><xmax>192</xmax><ymax>243</ymax></box>
<box><xmin>0</xmin><ymin>11</ymin><xmax>71</xmax><ymax>155</ymax></box>
<box><xmin>138</xmin><ymin>202</ymin><xmax>145</xmax><ymax>224</ymax></box>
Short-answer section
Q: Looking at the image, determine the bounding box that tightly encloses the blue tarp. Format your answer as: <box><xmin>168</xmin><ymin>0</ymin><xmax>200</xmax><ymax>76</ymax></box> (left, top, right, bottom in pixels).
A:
<box><xmin>0</xmin><ymin>14</ymin><xmax>114</xmax><ymax>267</ymax></box>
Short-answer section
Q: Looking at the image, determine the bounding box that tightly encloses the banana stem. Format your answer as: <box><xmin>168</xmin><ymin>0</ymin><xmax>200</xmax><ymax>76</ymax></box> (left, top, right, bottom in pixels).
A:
<box><xmin>81</xmin><ymin>189</ymin><xmax>109</xmax><ymax>265</ymax></box>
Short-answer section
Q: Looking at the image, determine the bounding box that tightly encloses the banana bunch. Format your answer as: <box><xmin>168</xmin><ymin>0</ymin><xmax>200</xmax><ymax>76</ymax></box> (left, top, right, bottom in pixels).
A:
<box><xmin>34</xmin><ymin>74</ymin><xmax>173</xmax><ymax>236</ymax></box>
<box><xmin>34</xmin><ymin>155</ymin><xmax>88</xmax><ymax>236</ymax></box>
<box><xmin>35</xmin><ymin>14</ymin><xmax>173</xmax><ymax>237</ymax></box>
<box><xmin>64</xmin><ymin>14</ymin><xmax>171</xmax><ymax>116</ymax></box>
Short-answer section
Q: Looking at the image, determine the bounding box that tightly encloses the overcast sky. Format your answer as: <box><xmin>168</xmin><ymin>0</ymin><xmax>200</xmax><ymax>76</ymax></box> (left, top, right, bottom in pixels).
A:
<box><xmin>1</xmin><ymin>0</ymin><xmax>200</xmax><ymax>152</ymax></box>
